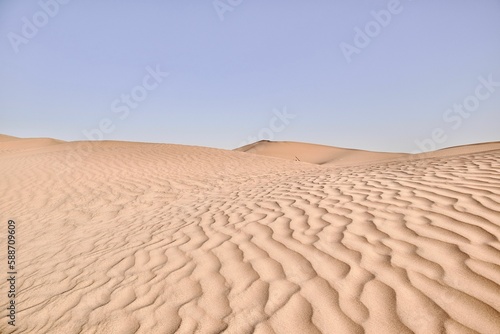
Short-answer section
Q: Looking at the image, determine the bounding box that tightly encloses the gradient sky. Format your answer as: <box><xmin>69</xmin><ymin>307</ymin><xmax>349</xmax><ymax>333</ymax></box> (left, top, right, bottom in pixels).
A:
<box><xmin>1</xmin><ymin>0</ymin><xmax>499</xmax><ymax>152</ymax></box>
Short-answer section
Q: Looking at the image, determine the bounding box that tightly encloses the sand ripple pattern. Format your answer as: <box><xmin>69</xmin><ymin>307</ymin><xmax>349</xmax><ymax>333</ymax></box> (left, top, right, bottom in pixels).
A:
<box><xmin>1</xmin><ymin>141</ymin><xmax>500</xmax><ymax>333</ymax></box>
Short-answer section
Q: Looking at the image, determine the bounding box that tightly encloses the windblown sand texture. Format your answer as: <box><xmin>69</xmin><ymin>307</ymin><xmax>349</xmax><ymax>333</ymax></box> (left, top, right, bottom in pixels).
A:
<box><xmin>1</xmin><ymin>135</ymin><xmax>500</xmax><ymax>333</ymax></box>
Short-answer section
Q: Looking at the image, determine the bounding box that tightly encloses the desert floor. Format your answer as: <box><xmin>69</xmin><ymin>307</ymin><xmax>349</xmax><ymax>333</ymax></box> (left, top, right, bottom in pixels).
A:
<box><xmin>1</xmin><ymin>135</ymin><xmax>500</xmax><ymax>333</ymax></box>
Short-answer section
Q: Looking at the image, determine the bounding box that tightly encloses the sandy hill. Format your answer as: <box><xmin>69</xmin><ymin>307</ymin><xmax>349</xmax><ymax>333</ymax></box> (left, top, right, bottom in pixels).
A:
<box><xmin>235</xmin><ymin>140</ymin><xmax>408</xmax><ymax>166</ymax></box>
<box><xmin>0</xmin><ymin>134</ymin><xmax>21</xmax><ymax>142</ymax></box>
<box><xmin>236</xmin><ymin>140</ymin><xmax>500</xmax><ymax>166</ymax></box>
<box><xmin>0</xmin><ymin>135</ymin><xmax>65</xmax><ymax>154</ymax></box>
<box><xmin>1</xmin><ymin>136</ymin><xmax>499</xmax><ymax>334</ymax></box>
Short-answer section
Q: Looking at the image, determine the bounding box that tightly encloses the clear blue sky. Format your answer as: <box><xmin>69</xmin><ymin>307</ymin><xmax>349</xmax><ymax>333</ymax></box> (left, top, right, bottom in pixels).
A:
<box><xmin>1</xmin><ymin>0</ymin><xmax>499</xmax><ymax>152</ymax></box>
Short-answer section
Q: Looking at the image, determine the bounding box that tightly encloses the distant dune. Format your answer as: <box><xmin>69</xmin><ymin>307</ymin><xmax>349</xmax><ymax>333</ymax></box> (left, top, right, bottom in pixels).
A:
<box><xmin>0</xmin><ymin>135</ymin><xmax>65</xmax><ymax>154</ymax></box>
<box><xmin>235</xmin><ymin>140</ymin><xmax>408</xmax><ymax>166</ymax></box>
<box><xmin>0</xmin><ymin>134</ymin><xmax>20</xmax><ymax>142</ymax></box>
<box><xmin>1</xmin><ymin>136</ymin><xmax>499</xmax><ymax>333</ymax></box>
<box><xmin>236</xmin><ymin>139</ymin><xmax>500</xmax><ymax>166</ymax></box>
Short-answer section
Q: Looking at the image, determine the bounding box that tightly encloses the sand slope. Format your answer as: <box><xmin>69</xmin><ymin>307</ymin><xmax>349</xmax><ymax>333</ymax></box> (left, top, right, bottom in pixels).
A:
<box><xmin>236</xmin><ymin>140</ymin><xmax>500</xmax><ymax>167</ymax></box>
<box><xmin>1</xmin><ymin>138</ymin><xmax>500</xmax><ymax>333</ymax></box>
<box><xmin>0</xmin><ymin>135</ymin><xmax>65</xmax><ymax>154</ymax></box>
<box><xmin>235</xmin><ymin>140</ymin><xmax>408</xmax><ymax>166</ymax></box>
<box><xmin>0</xmin><ymin>135</ymin><xmax>20</xmax><ymax>142</ymax></box>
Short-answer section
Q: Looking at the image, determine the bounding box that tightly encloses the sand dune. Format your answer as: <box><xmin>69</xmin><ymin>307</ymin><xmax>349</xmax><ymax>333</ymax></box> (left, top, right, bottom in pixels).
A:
<box><xmin>0</xmin><ymin>135</ymin><xmax>20</xmax><ymax>142</ymax></box>
<box><xmin>235</xmin><ymin>140</ymin><xmax>408</xmax><ymax>166</ymax></box>
<box><xmin>0</xmin><ymin>135</ymin><xmax>65</xmax><ymax>155</ymax></box>
<box><xmin>236</xmin><ymin>140</ymin><xmax>500</xmax><ymax>167</ymax></box>
<box><xmin>1</xmin><ymin>137</ymin><xmax>500</xmax><ymax>333</ymax></box>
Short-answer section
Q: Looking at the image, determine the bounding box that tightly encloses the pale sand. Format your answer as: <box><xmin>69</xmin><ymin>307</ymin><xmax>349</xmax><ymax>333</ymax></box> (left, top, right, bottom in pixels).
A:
<box><xmin>1</xmin><ymin>136</ymin><xmax>500</xmax><ymax>333</ymax></box>
<box><xmin>236</xmin><ymin>140</ymin><xmax>409</xmax><ymax>166</ymax></box>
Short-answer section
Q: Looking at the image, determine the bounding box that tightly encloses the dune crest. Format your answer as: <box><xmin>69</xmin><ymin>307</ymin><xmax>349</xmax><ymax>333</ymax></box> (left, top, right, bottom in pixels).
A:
<box><xmin>236</xmin><ymin>140</ymin><xmax>500</xmax><ymax>166</ymax></box>
<box><xmin>1</xmin><ymin>137</ymin><xmax>499</xmax><ymax>333</ymax></box>
<box><xmin>0</xmin><ymin>136</ymin><xmax>65</xmax><ymax>155</ymax></box>
<box><xmin>235</xmin><ymin>140</ymin><xmax>408</xmax><ymax>166</ymax></box>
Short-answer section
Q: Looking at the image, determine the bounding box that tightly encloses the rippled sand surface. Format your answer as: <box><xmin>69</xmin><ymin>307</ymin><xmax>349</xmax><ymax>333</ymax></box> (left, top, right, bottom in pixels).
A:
<box><xmin>1</xmin><ymin>136</ymin><xmax>499</xmax><ymax>333</ymax></box>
